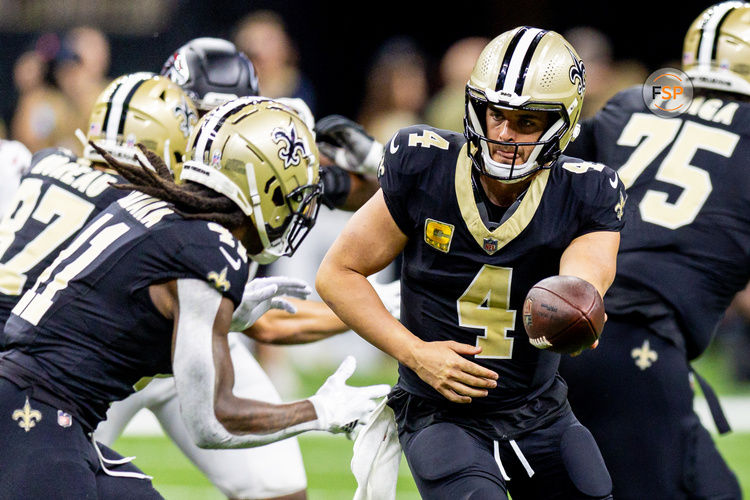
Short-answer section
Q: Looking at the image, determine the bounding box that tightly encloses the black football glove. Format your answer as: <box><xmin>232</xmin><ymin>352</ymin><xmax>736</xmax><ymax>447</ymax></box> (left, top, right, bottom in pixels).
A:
<box><xmin>315</xmin><ymin>115</ymin><xmax>383</xmax><ymax>176</ymax></box>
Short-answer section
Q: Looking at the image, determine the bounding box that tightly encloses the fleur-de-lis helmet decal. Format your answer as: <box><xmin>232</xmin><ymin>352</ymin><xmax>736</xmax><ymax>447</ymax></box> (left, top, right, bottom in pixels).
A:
<box><xmin>272</xmin><ymin>121</ymin><xmax>313</xmax><ymax>169</ymax></box>
<box><xmin>181</xmin><ymin>97</ymin><xmax>323</xmax><ymax>265</ymax></box>
<box><xmin>567</xmin><ymin>46</ymin><xmax>586</xmax><ymax>96</ymax></box>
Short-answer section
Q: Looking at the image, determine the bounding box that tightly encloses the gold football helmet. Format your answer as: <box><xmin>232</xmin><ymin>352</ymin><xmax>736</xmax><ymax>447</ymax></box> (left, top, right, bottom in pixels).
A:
<box><xmin>84</xmin><ymin>72</ymin><xmax>199</xmax><ymax>173</ymax></box>
<box><xmin>465</xmin><ymin>27</ymin><xmax>585</xmax><ymax>181</ymax></box>
<box><xmin>683</xmin><ymin>2</ymin><xmax>750</xmax><ymax>96</ymax></box>
<box><xmin>181</xmin><ymin>97</ymin><xmax>322</xmax><ymax>264</ymax></box>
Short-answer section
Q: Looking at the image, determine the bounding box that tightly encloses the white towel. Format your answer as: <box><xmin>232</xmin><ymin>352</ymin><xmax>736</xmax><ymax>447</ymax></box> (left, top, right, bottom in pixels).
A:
<box><xmin>351</xmin><ymin>397</ymin><xmax>401</xmax><ymax>500</ymax></box>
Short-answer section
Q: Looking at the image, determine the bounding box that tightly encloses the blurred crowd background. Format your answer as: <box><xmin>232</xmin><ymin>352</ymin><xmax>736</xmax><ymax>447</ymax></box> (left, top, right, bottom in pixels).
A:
<box><xmin>1</xmin><ymin>0</ymin><xmax>748</xmax><ymax>397</ymax></box>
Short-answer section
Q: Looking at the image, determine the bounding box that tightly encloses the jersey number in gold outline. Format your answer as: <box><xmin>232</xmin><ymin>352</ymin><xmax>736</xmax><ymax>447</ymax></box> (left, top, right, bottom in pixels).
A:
<box><xmin>457</xmin><ymin>265</ymin><xmax>516</xmax><ymax>358</ymax></box>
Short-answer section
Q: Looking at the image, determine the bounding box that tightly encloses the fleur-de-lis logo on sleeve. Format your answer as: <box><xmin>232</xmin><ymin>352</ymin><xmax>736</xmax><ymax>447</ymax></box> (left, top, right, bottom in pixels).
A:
<box><xmin>207</xmin><ymin>267</ymin><xmax>231</xmax><ymax>292</ymax></box>
<box><xmin>12</xmin><ymin>397</ymin><xmax>42</xmax><ymax>432</ymax></box>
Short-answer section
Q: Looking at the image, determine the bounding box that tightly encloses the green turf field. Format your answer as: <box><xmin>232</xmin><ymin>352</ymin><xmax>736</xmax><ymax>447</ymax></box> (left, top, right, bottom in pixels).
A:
<box><xmin>113</xmin><ymin>342</ymin><xmax>750</xmax><ymax>499</ymax></box>
<box><xmin>114</xmin><ymin>431</ymin><xmax>750</xmax><ymax>499</ymax></box>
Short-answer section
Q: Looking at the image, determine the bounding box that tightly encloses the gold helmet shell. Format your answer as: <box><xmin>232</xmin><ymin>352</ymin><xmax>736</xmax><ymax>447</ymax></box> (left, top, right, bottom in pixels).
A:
<box><xmin>181</xmin><ymin>97</ymin><xmax>322</xmax><ymax>264</ymax></box>
<box><xmin>465</xmin><ymin>27</ymin><xmax>585</xmax><ymax>180</ymax></box>
<box><xmin>683</xmin><ymin>2</ymin><xmax>750</xmax><ymax>96</ymax></box>
<box><xmin>84</xmin><ymin>72</ymin><xmax>199</xmax><ymax>173</ymax></box>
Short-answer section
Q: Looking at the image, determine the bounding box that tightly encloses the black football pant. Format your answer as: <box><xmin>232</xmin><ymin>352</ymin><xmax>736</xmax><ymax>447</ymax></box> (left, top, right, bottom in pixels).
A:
<box><xmin>397</xmin><ymin>408</ymin><xmax>612</xmax><ymax>499</ymax></box>
<box><xmin>559</xmin><ymin>318</ymin><xmax>741</xmax><ymax>500</ymax></box>
<box><xmin>0</xmin><ymin>378</ymin><xmax>163</xmax><ymax>499</ymax></box>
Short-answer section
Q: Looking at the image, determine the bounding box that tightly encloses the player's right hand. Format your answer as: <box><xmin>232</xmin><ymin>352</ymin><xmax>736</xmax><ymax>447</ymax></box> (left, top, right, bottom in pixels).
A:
<box><xmin>411</xmin><ymin>340</ymin><xmax>498</xmax><ymax>404</ymax></box>
<box><xmin>308</xmin><ymin>355</ymin><xmax>391</xmax><ymax>434</ymax></box>
<box><xmin>230</xmin><ymin>276</ymin><xmax>312</xmax><ymax>332</ymax></box>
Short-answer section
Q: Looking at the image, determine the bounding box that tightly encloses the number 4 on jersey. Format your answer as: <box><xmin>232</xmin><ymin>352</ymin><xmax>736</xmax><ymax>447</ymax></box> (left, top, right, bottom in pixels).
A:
<box><xmin>457</xmin><ymin>265</ymin><xmax>516</xmax><ymax>358</ymax></box>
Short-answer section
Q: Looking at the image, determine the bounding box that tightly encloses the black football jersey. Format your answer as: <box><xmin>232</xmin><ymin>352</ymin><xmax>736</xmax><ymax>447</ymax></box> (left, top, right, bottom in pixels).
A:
<box><xmin>0</xmin><ymin>191</ymin><xmax>249</xmax><ymax>430</ymax></box>
<box><xmin>568</xmin><ymin>87</ymin><xmax>750</xmax><ymax>359</ymax></box>
<box><xmin>380</xmin><ymin>125</ymin><xmax>625</xmax><ymax>422</ymax></box>
<box><xmin>0</xmin><ymin>149</ymin><xmax>126</xmax><ymax>326</ymax></box>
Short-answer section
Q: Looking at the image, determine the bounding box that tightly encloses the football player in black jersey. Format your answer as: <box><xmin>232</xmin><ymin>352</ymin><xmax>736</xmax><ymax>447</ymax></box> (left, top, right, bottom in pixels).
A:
<box><xmin>89</xmin><ymin>38</ymin><xmax>393</xmax><ymax>500</ymax></box>
<box><xmin>318</xmin><ymin>28</ymin><xmax>625</xmax><ymax>499</ymax></box>
<box><xmin>0</xmin><ymin>72</ymin><xmax>198</xmax><ymax>330</ymax></box>
<box><xmin>0</xmin><ymin>97</ymin><xmax>389</xmax><ymax>498</ymax></box>
<box><xmin>558</xmin><ymin>3</ymin><xmax>749</xmax><ymax>499</ymax></box>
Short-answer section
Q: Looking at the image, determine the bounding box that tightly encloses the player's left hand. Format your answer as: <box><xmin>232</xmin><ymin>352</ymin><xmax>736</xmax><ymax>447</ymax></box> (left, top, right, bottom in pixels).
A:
<box><xmin>315</xmin><ymin>115</ymin><xmax>384</xmax><ymax>176</ymax></box>
<box><xmin>230</xmin><ymin>276</ymin><xmax>312</xmax><ymax>331</ymax></box>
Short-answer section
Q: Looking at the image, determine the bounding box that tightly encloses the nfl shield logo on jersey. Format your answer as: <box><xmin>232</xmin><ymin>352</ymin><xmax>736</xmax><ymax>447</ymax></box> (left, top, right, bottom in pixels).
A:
<box><xmin>483</xmin><ymin>237</ymin><xmax>499</xmax><ymax>254</ymax></box>
<box><xmin>57</xmin><ymin>410</ymin><xmax>72</xmax><ymax>428</ymax></box>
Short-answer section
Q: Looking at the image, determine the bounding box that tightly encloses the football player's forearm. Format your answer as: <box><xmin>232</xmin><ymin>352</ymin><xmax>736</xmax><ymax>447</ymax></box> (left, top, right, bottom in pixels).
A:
<box><xmin>559</xmin><ymin>231</ymin><xmax>620</xmax><ymax>298</ymax></box>
<box><xmin>317</xmin><ymin>263</ymin><xmax>419</xmax><ymax>366</ymax></box>
<box><xmin>245</xmin><ymin>298</ymin><xmax>349</xmax><ymax>344</ymax></box>
<box><xmin>213</xmin><ymin>397</ymin><xmax>318</xmax><ymax>436</ymax></box>
<box><xmin>317</xmin><ymin>189</ymin><xmax>412</xmax><ymax>360</ymax></box>
<box><xmin>173</xmin><ymin>279</ymin><xmax>321</xmax><ymax>449</ymax></box>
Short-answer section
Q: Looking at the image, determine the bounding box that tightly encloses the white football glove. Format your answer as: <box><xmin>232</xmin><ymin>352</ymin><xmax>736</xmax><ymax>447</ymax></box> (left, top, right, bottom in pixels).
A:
<box><xmin>315</xmin><ymin>115</ymin><xmax>384</xmax><ymax>176</ymax></box>
<box><xmin>308</xmin><ymin>356</ymin><xmax>391</xmax><ymax>435</ymax></box>
<box><xmin>230</xmin><ymin>276</ymin><xmax>312</xmax><ymax>331</ymax></box>
<box><xmin>368</xmin><ymin>276</ymin><xmax>401</xmax><ymax>321</ymax></box>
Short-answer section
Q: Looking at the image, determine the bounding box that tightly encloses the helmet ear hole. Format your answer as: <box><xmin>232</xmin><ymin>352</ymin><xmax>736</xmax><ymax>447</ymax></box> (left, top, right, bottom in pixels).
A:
<box><xmin>271</xmin><ymin>185</ymin><xmax>284</xmax><ymax>206</ymax></box>
<box><xmin>159</xmin><ymin>90</ymin><xmax>167</xmax><ymax>101</ymax></box>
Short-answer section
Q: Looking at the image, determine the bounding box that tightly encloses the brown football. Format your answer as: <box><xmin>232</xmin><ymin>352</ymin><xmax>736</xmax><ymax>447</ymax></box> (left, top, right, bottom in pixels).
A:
<box><xmin>522</xmin><ymin>275</ymin><xmax>605</xmax><ymax>354</ymax></box>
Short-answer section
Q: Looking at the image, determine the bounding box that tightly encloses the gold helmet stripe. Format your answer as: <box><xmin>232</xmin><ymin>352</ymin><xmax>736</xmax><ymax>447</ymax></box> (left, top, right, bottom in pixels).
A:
<box><xmin>501</xmin><ymin>27</ymin><xmax>547</xmax><ymax>95</ymax></box>
<box><xmin>103</xmin><ymin>73</ymin><xmax>153</xmax><ymax>143</ymax></box>
<box><xmin>696</xmin><ymin>2</ymin><xmax>744</xmax><ymax>67</ymax></box>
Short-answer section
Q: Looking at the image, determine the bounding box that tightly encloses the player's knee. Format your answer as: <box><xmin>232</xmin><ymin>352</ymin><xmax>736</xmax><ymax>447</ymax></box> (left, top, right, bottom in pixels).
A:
<box><xmin>560</xmin><ymin>424</ymin><xmax>612</xmax><ymax>498</ymax></box>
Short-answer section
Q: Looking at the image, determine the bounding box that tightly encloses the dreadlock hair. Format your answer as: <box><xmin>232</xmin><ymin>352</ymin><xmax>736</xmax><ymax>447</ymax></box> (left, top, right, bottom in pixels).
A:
<box><xmin>91</xmin><ymin>142</ymin><xmax>250</xmax><ymax>231</ymax></box>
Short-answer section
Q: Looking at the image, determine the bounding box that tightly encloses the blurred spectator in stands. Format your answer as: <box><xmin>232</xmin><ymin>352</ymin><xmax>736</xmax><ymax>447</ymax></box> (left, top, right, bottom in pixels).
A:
<box><xmin>13</xmin><ymin>49</ymin><xmax>46</xmax><ymax>97</ymax></box>
<box><xmin>11</xmin><ymin>33</ymin><xmax>83</xmax><ymax>153</ymax></box>
<box><xmin>425</xmin><ymin>37</ymin><xmax>489</xmax><ymax>133</ymax></box>
<box><xmin>233</xmin><ymin>10</ymin><xmax>316</xmax><ymax>113</ymax></box>
<box><xmin>7</xmin><ymin>49</ymin><xmax>47</xmax><ymax>140</ymax></box>
<box><xmin>358</xmin><ymin>37</ymin><xmax>428</xmax><ymax>144</ymax></box>
<box><xmin>63</xmin><ymin>26</ymin><xmax>111</xmax><ymax>125</ymax></box>
<box><xmin>564</xmin><ymin>26</ymin><xmax>648</xmax><ymax>118</ymax></box>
